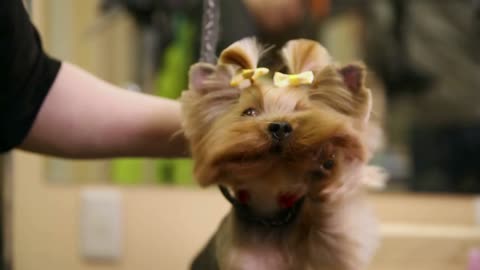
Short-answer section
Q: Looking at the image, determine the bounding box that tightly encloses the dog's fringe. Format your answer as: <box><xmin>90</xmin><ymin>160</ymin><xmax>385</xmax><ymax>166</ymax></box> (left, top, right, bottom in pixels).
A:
<box><xmin>218</xmin><ymin>37</ymin><xmax>265</xmax><ymax>69</ymax></box>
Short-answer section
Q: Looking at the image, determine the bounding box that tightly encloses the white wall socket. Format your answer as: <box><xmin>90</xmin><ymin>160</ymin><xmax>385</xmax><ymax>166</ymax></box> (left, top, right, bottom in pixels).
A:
<box><xmin>80</xmin><ymin>188</ymin><xmax>122</xmax><ymax>261</ymax></box>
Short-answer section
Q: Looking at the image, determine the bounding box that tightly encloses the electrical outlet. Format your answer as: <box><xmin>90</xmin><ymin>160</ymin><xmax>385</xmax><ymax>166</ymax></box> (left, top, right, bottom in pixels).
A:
<box><xmin>80</xmin><ymin>189</ymin><xmax>122</xmax><ymax>261</ymax></box>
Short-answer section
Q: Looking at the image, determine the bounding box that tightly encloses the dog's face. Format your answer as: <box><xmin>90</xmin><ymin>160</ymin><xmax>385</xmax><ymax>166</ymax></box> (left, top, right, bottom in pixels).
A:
<box><xmin>181</xmin><ymin>39</ymin><xmax>372</xmax><ymax>213</ymax></box>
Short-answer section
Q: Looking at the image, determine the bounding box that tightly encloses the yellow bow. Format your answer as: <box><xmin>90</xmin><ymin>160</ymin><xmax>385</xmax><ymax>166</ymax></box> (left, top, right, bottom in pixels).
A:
<box><xmin>230</xmin><ymin>67</ymin><xmax>270</xmax><ymax>87</ymax></box>
<box><xmin>273</xmin><ymin>71</ymin><xmax>314</xmax><ymax>87</ymax></box>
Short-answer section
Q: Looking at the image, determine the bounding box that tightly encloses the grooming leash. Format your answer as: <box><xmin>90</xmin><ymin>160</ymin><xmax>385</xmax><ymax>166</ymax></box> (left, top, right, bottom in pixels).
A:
<box><xmin>199</xmin><ymin>0</ymin><xmax>220</xmax><ymax>63</ymax></box>
<box><xmin>219</xmin><ymin>185</ymin><xmax>305</xmax><ymax>227</ymax></box>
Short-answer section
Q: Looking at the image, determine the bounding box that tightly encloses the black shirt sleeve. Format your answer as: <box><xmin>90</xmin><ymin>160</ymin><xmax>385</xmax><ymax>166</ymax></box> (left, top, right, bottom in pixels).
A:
<box><xmin>0</xmin><ymin>0</ymin><xmax>61</xmax><ymax>152</ymax></box>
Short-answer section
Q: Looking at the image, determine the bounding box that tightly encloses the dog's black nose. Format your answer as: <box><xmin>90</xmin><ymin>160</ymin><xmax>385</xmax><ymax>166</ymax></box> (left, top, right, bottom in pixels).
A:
<box><xmin>268</xmin><ymin>122</ymin><xmax>292</xmax><ymax>140</ymax></box>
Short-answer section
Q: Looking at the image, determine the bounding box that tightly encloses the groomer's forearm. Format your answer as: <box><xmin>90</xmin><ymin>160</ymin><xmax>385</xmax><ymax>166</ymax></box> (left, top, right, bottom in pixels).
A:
<box><xmin>21</xmin><ymin>62</ymin><xmax>188</xmax><ymax>158</ymax></box>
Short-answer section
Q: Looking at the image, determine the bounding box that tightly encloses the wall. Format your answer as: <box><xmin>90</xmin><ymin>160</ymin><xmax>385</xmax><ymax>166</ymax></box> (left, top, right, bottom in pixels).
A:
<box><xmin>13</xmin><ymin>151</ymin><xmax>228</xmax><ymax>270</ymax></box>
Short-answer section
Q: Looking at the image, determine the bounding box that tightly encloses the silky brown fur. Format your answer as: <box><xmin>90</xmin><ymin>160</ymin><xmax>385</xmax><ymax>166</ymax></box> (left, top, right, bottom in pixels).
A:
<box><xmin>181</xmin><ymin>38</ymin><xmax>380</xmax><ymax>270</ymax></box>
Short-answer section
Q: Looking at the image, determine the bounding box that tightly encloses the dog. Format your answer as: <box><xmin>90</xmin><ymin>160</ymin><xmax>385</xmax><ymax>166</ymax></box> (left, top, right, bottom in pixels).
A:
<box><xmin>181</xmin><ymin>38</ymin><xmax>382</xmax><ymax>270</ymax></box>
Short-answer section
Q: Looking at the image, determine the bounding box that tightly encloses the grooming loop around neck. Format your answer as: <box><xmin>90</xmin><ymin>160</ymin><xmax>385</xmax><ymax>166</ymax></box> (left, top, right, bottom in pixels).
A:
<box><xmin>219</xmin><ymin>185</ymin><xmax>305</xmax><ymax>228</ymax></box>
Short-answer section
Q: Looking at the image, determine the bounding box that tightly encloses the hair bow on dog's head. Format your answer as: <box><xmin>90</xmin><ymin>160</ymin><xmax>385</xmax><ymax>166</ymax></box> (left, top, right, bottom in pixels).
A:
<box><xmin>273</xmin><ymin>71</ymin><xmax>314</xmax><ymax>88</ymax></box>
<box><xmin>230</xmin><ymin>67</ymin><xmax>270</xmax><ymax>87</ymax></box>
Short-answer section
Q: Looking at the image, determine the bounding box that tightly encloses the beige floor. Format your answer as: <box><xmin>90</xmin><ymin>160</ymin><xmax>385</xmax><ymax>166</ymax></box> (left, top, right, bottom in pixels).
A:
<box><xmin>370</xmin><ymin>194</ymin><xmax>479</xmax><ymax>270</ymax></box>
<box><xmin>15</xmin><ymin>189</ymin><xmax>480</xmax><ymax>270</ymax></box>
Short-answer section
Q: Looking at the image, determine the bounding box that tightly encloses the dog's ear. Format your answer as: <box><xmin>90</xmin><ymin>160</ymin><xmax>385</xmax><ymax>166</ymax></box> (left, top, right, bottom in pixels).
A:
<box><xmin>183</xmin><ymin>63</ymin><xmax>240</xmax><ymax>141</ymax></box>
<box><xmin>189</xmin><ymin>63</ymin><xmax>216</xmax><ymax>91</ymax></box>
<box><xmin>338</xmin><ymin>63</ymin><xmax>372</xmax><ymax>123</ymax></box>
<box><xmin>188</xmin><ymin>63</ymin><xmax>232</xmax><ymax>94</ymax></box>
<box><xmin>310</xmin><ymin>63</ymin><xmax>372</xmax><ymax>124</ymax></box>
<box><xmin>338</xmin><ymin>63</ymin><xmax>366</xmax><ymax>94</ymax></box>
<box><xmin>281</xmin><ymin>39</ymin><xmax>331</xmax><ymax>73</ymax></box>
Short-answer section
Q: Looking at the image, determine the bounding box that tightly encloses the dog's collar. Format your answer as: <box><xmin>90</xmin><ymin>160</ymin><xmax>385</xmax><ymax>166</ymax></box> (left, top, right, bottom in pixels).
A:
<box><xmin>219</xmin><ymin>185</ymin><xmax>305</xmax><ymax>227</ymax></box>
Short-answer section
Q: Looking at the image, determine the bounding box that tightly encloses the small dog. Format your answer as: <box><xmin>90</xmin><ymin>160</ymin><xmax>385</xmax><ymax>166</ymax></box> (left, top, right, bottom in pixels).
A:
<box><xmin>181</xmin><ymin>38</ymin><xmax>381</xmax><ymax>270</ymax></box>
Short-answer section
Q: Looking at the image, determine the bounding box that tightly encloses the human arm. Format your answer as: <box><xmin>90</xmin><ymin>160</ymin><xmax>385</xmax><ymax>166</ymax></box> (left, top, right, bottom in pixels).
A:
<box><xmin>20</xmin><ymin>62</ymin><xmax>188</xmax><ymax>158</ymax></box>
<box><xmin>0</xmin><ymin>0</ymin><xmax>187</xmax><ymax>158</ymax></box>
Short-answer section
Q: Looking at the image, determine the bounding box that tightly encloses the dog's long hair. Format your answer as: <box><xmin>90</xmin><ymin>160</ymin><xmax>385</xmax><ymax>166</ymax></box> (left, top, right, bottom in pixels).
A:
<box><xmin>181</xmin><ymin>38</ymin><xmax>381</xmax><ymax>270</ymax></box>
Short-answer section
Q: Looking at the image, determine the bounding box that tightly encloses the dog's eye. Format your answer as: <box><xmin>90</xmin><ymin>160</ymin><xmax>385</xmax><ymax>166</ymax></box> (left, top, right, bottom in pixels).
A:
<box><xmin>242</xmin><ymin>108</ymin><xmax>257</xmax><ymax>117</ymax></box>
<box><xmin>311</xmin><ymin>159</ymin><xmax>335</xmax><ymax>180</ymax></box>
<box><xmin>322</xmin><ymin>159</ymin><xmax>335</xmax><ymax>170</ymax></box>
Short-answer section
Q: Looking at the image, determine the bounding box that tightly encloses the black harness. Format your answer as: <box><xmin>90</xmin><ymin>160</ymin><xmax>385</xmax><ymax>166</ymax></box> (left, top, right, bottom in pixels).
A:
<box><xmin>219</xmin><ymin>185</ymin><xmax>305</xmax><ymax>227</ymax></box>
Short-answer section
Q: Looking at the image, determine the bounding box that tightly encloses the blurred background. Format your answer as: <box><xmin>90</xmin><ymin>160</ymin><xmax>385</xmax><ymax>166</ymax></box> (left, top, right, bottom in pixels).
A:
<box><xmin>2</xmin><ymin>0</ymin><xmax>480</xmax><ymax>269</ymax></box>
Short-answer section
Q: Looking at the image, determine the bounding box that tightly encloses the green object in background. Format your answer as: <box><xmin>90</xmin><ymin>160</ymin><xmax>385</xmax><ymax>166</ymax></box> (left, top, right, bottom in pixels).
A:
<box><xmin>172</xmin><ymin>159</ymin><xmax>194</xmax><ymax>185</ymax></box>
<box><xmin>111</xmin><ymin>158</ymin><xmax>143</xmax><ymax>184</ymax></box>
<box><xmin>110</xmin><ymin>17</ymin><xmax>196</xmax><ymax>186</ymax></box>
<box><xmin>154</xmin><ymin>16</ymin><xmax>195</xmax><ymax>98</ymax></box>
<box><xmin>154</xmin><ymin>16</ymin><xmax>195</xmax><ymax>185</ymax></box>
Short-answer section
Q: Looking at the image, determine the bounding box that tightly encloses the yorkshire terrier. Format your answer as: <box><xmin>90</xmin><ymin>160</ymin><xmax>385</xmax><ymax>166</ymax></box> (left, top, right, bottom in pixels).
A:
<box><xmin>181</xmin><ymin>38</ymin><xmax>382</xmax><ymax>270</ymax></box>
